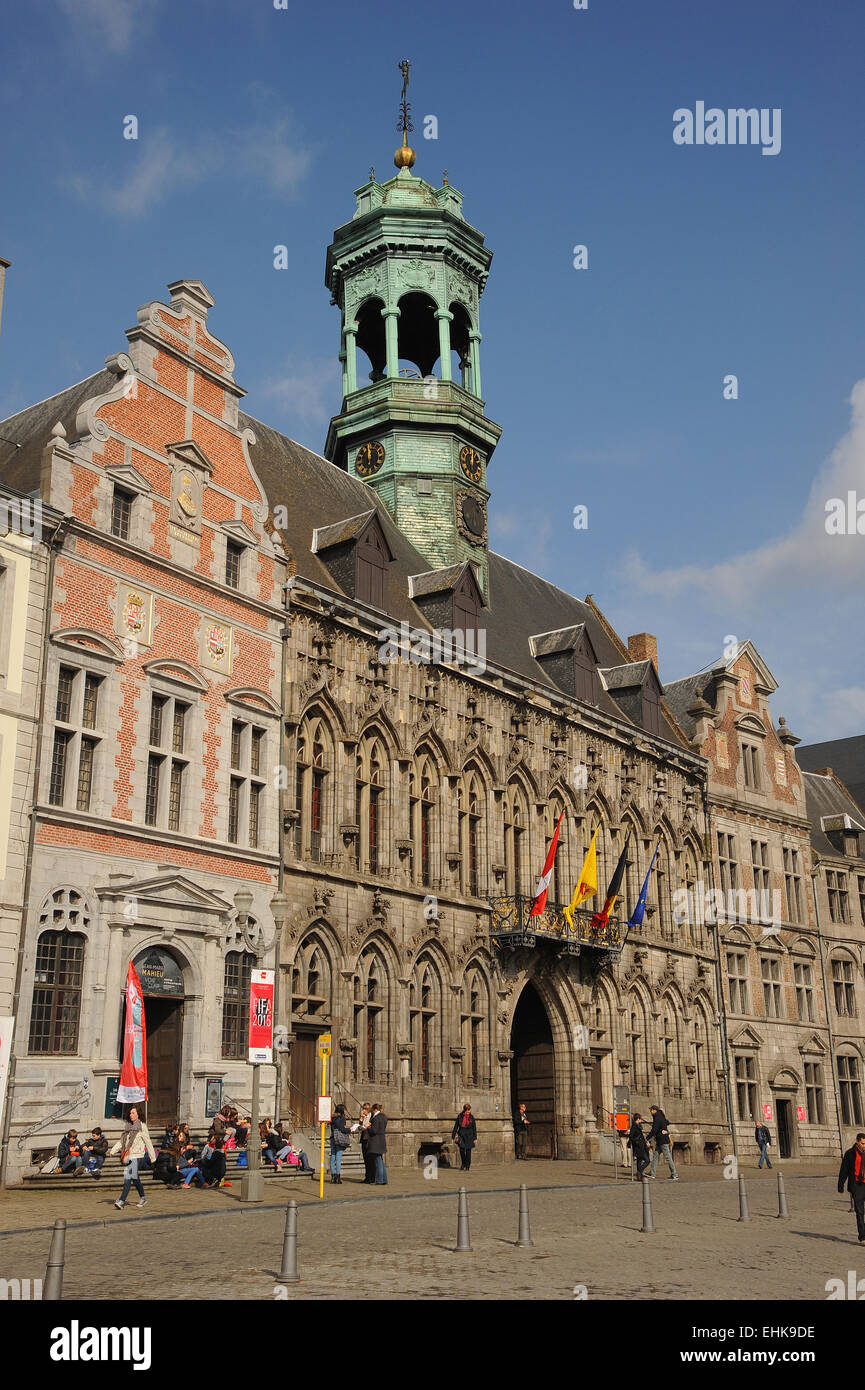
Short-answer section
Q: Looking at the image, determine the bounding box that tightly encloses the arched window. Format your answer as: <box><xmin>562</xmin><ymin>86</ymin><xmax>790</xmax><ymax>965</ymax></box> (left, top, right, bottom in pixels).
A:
<box><xmin>625</xmin><ymin>991</ymin><xmax>649</xmax><ymax>1093</ymax></box>
<box><xmin>660</xmin><ymin>996</ymin><xmax>681</xmax><ymax>1097</ymax></box>
<box><xmin>461</xmin><ymin>965</ymin><xmax>490</xmax><ymax>1086</ymax></box>
<box><xmin>410</xmin><ymin>956</ymin><xmax>442</xmax><ymax>1085</ymax></box>
<box><xmin>692</xmin><ymin>1008</ymin><xmax>708</xmax><ymax>1097</ymax></box>
<box><xmin>27</xmin><ymin>889</ymin><xmax>90</xmax><ymax>1054</ymax></box>
<box><xmin>292</xmin><ymin>938</ymin><xmax>332</xmax><ymax>1022</ymax></box>
<box><xmin>295</xmin><ymin>716</ymin><xmax>331</xmax><ymax>863</ymax></box>
<box><xmin>545</xmin><ymin>799</ymin><xmax>567</xmax><ymax>908</ymax></box>
<box><xmin>458</xmin><ymin>769</ymin><xmax>484</xmax><ymax>897</ymax></box>
<box><xmin>681</xmin><ymin>846</ymin><xmax>702</xmax><ymax>947</ymax></box>
<box><xmin>354</xmin><ymin>948</ymin><xmax>389</xmax><ymax>1084</ymax></box>
<box><xmin>356</xmin><ymin>734</ymin><xmax>388</xmax><ymax>874</ymax></box>
<box><xmin>222</xmin><ymin>950</ymin><xmax>256</xmax><ymax>1058</ymax></box>
<box><xmin>650</xmin><ymin>835</ymin><xmax>673</xmax><ymax>939</ymax></box>
<box><xmin>410</xmin><ymin>753</ymin><xmax>438</xmax><ymax>888</ymax></box>
<box><xmin>504</xmin><ymin>782</ymin><xmax>529</xmax><ymax>898</ymax></box>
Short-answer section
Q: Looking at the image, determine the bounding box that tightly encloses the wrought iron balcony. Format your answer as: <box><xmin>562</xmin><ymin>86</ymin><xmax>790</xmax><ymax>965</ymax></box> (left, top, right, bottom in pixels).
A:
<box><xmin>489</xmin><ymin>895</ymin><xmax>621</xmax><ymax>957</ymax></box>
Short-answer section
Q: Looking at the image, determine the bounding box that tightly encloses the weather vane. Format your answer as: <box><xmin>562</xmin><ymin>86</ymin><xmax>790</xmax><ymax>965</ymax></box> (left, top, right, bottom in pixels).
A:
<box><xmin>397</xmin><ymin>58</ymin><xmax>413</xmax><ymax>136</ymax></box>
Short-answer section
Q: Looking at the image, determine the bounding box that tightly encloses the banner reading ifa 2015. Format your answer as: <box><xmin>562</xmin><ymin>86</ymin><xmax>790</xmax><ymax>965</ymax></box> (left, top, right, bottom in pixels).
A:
<box><xmin>248</xmin><ymin>969</ymin><xmax>275</xmax><ymax>1064</ymax></box>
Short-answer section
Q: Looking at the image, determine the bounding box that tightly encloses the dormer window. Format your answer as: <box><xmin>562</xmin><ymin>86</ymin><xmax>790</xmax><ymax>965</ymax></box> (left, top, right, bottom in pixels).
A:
<box><xmin>528</xmin><ymin>623</ymin><xmax>600</xmax><ymax>704</ymax></box>
<box><xmin>312</xmin><ymin>510</ymin><xmax>395</xmax><ymax>611</ymax></box>
<box><xmin>599</xmin><ymin>659</ymin><xmax>665</xmax><ymax>735</ymax></box>
<box><xmin>409</xmin><ymin>562</ymin><xmax>487</xmax><ymax>648</ymax></box>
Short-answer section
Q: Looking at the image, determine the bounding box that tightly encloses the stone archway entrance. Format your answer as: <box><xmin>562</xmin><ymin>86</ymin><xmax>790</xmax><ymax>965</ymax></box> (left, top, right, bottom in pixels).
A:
<box><xmin>133</xmin><ymin>947</ymin><xmax>186</xmax><ymax>1126</ymax></box>
<box><xmin>510</xmin><ymin>983</ymin><xmax>557</xmax><ymax>1158</ymax></box>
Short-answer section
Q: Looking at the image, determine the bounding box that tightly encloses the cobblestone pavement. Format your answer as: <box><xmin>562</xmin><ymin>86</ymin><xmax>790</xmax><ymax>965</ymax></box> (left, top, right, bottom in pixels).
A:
<box><xmin>0</xmin><ymin>1161</ymin><xmax>857</xmax><ymax>1300</ymax></box>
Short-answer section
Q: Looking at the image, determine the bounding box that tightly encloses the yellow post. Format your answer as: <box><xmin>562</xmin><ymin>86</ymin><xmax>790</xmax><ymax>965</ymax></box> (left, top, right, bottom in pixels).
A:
<box><xmin>317</xmin><ymin>1031</ymin><xmax>332</xmax><ymax>1201</ymax></box>
<box><xmin>319</xmin><ymin>1050</ymin><xmax>327</xmax><ymax>1201</ymax></box>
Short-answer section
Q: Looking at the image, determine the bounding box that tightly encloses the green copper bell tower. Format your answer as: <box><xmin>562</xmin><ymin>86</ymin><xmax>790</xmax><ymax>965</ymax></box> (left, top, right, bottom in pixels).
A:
<box><xmin>324</xmin><ymin>61</ymin><xmax>501</xmax><ymax>598</ymax></box>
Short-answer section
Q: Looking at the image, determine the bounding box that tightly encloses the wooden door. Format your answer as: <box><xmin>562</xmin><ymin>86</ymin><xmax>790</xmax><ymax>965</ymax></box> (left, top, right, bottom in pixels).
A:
<box><xmin>514</xmin><ymin>1043</ymin><xmax>556</xmax><ymax>1157</ymax></box>
<box><xmin>289</xmin><ymin>1033</ymin><xmax>318</xmax><ymax>1125</ymax></box>
<box><xmin>777</xmin><ymin>1098</ymin><xmax>793</xmax><ymax>1158</ymax></box>
<box><xmin>145</xmin><ymin>997</ymin><xmax>182</xmax><ymax>1125</ymax></box>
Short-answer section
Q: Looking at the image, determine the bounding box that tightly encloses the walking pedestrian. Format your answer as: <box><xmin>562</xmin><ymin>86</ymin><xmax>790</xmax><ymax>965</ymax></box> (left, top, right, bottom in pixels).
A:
<box><xmin>627</xmin><ymin>1113</ymin><xmax>651</xmax><ymax>1177</ymax></box>
<box><xmin>368</xmin><ymin>1102</ymin><xmax>388</xmax><ymax>1185</ymax></box>
<box><xmin>838</xmin><ymin>1132</ymin><xmax>865</xmax><ymax>1243</ymax></box>
<box><xmin>754</xmin><ymin>1117</ymin><xmax>773</xmax><ymax>1169</ymax></box>
<box><xmin>513</xmin><ymin>1102</ymin><xmax>529</xmax><ymax>1160</ymax></box>
<box><xmin>646</xmin><ymin>1104</ymin><xmax>678</xmax><ymax>1180</ymax></box>
<box><xmin>359</xmin><ymin>1103</ymin><xmax>376</xmax><ymax>1184</ymax></box>
<box><xmin>111</xmin><ymin>1107</ymin><xmax>156</xmax><ymax>1210</ymax></box>
<box><xmin>452</xmin><ymin>1103</ymin><xmax>477</xmax><ymax>1172</ymax></box>
<box><xmin>330</xmin><ymin>1103</ymin><xmax>351</xmax><ymax>1183</ymax></box>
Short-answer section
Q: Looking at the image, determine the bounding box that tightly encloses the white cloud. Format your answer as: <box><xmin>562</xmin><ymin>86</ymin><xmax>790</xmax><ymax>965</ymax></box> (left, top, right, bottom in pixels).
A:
<box><xmin>57</xmin><ymin>0</ymin><xmax>146</xmax><ymax>54</ymax></box>
<box><xmin>259</xmin><ymin>358</ymin><xmax>341</xmax><ymax>427</ymax></box>
<box><xmin>67</xmin><ymin>117</ymin><xmax>311</xmax><ymax>217</ymax></box>
<box><xmin>623</xmin><ymin>377</ymin><xmax>865</xmax><ymax>610</ymax></box>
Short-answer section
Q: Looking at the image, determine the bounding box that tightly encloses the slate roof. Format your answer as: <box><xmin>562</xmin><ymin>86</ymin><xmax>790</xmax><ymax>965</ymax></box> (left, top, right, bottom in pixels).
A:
<box><xmin>0</xmin><ymin>378</ymin><xmax>687</xmax><ymax>745</ymax></box>
<box><xmin>663</xmin><ymin>669</ymin><xmax>722</xmax><ymax>738</ymax></box>
<box><xmin>803</xmin><ymin>770</ymin><xmax>865</xmax><ymax>857</ymax></box>
<box><xmin>311</xmin><ymin>510</ymin><xmax>377</xmax><ymax>552</ymax></box>
<box><xmin>798</xmin><ymin>736</ymin><xmax>865</xmax><ymax>817</ymax></box>
<box><xmin>601</xmin><ymin>660</ymin><xmax>654</xmax><ymax>692</ymax></box>
<box><xmin>408</xmin><ymin>564</ymin><xmax>471</xmax><ymax>600</ymax></box>
<box><xmin>528</xmin><ymin>624</ymin><xmax>588</xmax><ymax>659</ymax></box>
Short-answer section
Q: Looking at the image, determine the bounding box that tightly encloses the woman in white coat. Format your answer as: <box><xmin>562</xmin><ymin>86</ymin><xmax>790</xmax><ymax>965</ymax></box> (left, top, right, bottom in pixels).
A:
<box><xmin>111</xmin><ymin>1107</ymin><xmax>157</xmax><ymax>1210</ymax></box>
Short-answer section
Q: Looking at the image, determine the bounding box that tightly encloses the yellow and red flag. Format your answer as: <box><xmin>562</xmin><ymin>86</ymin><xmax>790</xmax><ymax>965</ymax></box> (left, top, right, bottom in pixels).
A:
<box><xmin>563</xmin><ymin>824</ymin><xmax>600</xmax><ymax>927</ymax></box>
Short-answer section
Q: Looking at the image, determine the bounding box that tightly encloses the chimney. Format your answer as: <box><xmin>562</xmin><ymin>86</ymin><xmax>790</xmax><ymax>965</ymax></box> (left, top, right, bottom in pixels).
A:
<box><xmin>0</xmin><ymin>257</ymin><xmax>10</xmax><ymax>343</ymax></box>
<box><xmin>628</xmin><ymin>632</ymin><xmax>658</xmax><ymax>673</ymax></box>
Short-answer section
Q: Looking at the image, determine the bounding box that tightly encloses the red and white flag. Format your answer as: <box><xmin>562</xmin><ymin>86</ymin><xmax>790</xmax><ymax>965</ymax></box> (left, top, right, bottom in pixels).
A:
<box><xmin>528</xmin><ymin>810</ymin><xmax>564</xmax><ymax>918</ymax></box>
<box><xmin>117</xmin><ymin>961</ymin><xmax>147</xmax><ymax>1104</ymax></box>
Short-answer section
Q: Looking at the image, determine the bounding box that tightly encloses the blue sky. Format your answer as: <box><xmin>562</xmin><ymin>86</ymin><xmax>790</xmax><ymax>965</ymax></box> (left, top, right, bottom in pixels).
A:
<box><xmin>1</xmin><ymin>0</ymin><xmax>863</xmax><ymax>741</ymax></box>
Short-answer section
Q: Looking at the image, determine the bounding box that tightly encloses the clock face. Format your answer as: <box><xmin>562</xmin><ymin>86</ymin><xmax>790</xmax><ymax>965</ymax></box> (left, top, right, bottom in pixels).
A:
<box><xmin>459</xmin><ymin>445</ymin><xmax>483</xmax><ymax>484</ymax></box>
<box><xmin>355</xmin><ymin>440</ymin><xmax>385</xmax><ymax>477</ymax></box>
<box><xmin>461</xmin><ymin>494</ymin><xmax>486</xmax><ymax>538</ymax></box>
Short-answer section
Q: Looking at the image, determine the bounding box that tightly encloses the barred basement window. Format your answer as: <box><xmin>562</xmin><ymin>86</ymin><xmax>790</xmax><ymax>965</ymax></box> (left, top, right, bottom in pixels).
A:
<box><xmin>111</xmin><ymin>486</ymin><xmax>133</xmax><ymax>540</ymax></box>
<box><xmin>222</xmin><ymin>950</ymin><xmax>255</xmax><ymax>1058</ymax></box>
<box><xmin>838</xmin><ymin>1055</ymin><xmax>863</xmax><ymax>1126</ymax></box>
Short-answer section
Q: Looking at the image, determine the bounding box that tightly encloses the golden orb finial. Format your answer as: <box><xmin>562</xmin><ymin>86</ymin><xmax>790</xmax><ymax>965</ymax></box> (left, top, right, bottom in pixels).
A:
<box><xmin>394</xmin><ymin>58</ymin><xmax>416</xmax><ymax>170</ymax></box>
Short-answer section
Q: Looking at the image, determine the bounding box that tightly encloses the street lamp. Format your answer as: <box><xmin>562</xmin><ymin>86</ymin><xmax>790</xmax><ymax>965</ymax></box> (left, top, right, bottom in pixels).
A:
<box><xmin>234</xmin><ymin>886</ymin><xmax>265</xmax><ymax>1203</ymax></box>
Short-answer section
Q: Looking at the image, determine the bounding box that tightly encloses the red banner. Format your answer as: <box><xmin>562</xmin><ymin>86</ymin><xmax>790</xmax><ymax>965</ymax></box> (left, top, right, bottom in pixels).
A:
<box><xmin>117</xmin><ymin>961</ymin><xmax>147</xmax><ymax>1103</ymax></box>
<box><xmin>249</xmin><ymin>969</ymin><xmax>274</xmax><ymax>1064</ymax></box>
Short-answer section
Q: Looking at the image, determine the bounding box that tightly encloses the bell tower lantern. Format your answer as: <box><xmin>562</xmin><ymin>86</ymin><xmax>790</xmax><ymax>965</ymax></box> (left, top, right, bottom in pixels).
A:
<box><xmin>323</xmin><ymin>61</ymin><xmax>501</xmax><ymax>598</ymax></box>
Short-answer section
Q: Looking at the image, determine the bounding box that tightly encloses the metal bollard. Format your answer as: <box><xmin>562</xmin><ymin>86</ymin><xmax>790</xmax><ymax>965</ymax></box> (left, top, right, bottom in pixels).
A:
<box><xmin>456</xmin><ymin>1185</ymin><xmax>473</xmax><ymax>1252</ymax></box>
<box><xmin>777</xmin><ymin>1170</ymin><xmax>790</xmax><ymax>1219</ymax></box>
<box><xmin>278</xmin><ymin>1200</ymin><xmax>300</xmax><ymax>1283</ymax></box>
<box><xmin>640</xmin><ymin>1177</ymin><xmax>655</xmax><ymax>1233</ymax></box>
<box><xmin>516</xmin><ymin>1184</ymin><xmax>533</xmax><ymax>1247</ymax></box>
<box><xmin>44</xmin><ymin>1218</ymin><xmax>67</xmax><ymax>1301</ymax></box>
<box><xmin>737</xmin><ymin>1173</ymin><xmax>751</xmax><ymax>1223</ymax></box>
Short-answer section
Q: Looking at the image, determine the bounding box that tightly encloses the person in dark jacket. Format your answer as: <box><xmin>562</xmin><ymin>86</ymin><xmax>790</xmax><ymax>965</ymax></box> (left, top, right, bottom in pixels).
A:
<box><xmin>513</xmin><ymin>1103</ymin><xmax>530</xmax><ymax>1160</ymax></box>
<box><xmin>646</xmin><ymin>1105</ymin><xmax>678</xmax><ymax>1180</ymax></box>
<box><xmin>82</xmin><ymin>1128</ymin><xmax>109</xmax><ymax>1178</ymax></box>
<box><xmin>57</xmin><ymin>1130</ymin><xmax>85</xmax><ymax>1175</ymax></box>
<box><xmin>359</xmin><ymin>1103</ymin><xmax>376</xmax><ymax>1184</ymax></box>
<box><xmin>330</xmin><ymin>1104</ymin><xmax>351</xmax><ymax>1183</ymax></box>
<box><xmin>628</xmin><ymin>1113</ymin><xmax>651</xmax><ymax>1177</ymax></box>
<box><xmin>367</xmin><ymin>1103</ymin><xmax>388</xmax><ymax>1185</ymax></box>
<box><xmin>838</xmin><ymin>1132</ymin><xmax>865</xmax><ymax>1242</ymax></box>
<box><xmin>153</xmin><ymin>1143</ymin><xmax>183</xmax><ymax>1187</ymax></box>
<box><xmin>199</xmin><ymin>1137</ymin><xmax>226</xmax><ymax>1187</ymax></box>
<box><xmin>754</xmin><ymin>1120</ymin><xmax>773</xmax><ymax>1169</ymax></box>
<box><xmin>452</xmin><ymin>1103</ymin><xmax>478</xmax><ymax>1172</ymax></box>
